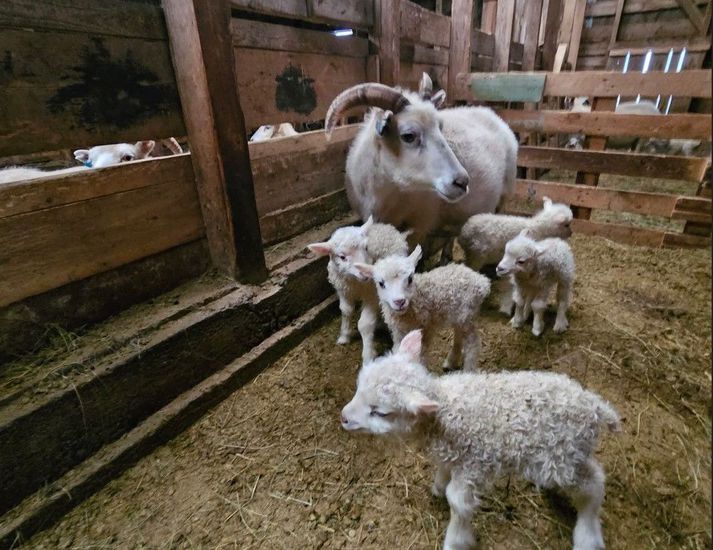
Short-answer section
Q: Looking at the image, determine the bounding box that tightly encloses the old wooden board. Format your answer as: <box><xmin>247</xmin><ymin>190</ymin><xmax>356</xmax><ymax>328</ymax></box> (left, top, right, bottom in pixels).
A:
<box><xmin>517</xmin><ymin>146</ymin><xmax>710</xmax><ymax>183</ymax></box>
<box><xmin>497</xmin><ymin>109</ymin><xmax>712</xmax><ymax>140</ymax></box>
<box><xmin>447</xmin><ymin>0</ymin><xmax>473</xmax><ymax>100</ymax></box>
<box><xmin>0</xmin><ymin>163</ymin><xmax>204</xmax><ymax>307</ymax></box>
<box><xmin>467</xmin><ymin>73</ymin><xmax>546</xmax><ymax>102</ymax></box>
<box><xmin>233</xmin><ymin>48</ymin><xmax>367</xmax><ymax>128</ymax></box>
<box><xmin>229</xmin><ymin>0</ymin><xmax>373</xmax><ymax>28</ymax></box>
<box><xmin>0</xmin><ymin>26</ymin><xmax>185</xmax><ymax>157</ymax></box>
<box><xmin>400</xmin><ymin>0</ymin><xmax>451</xmax><ymax>48</ymax></box>
<box><xmin>586</xmin><ymin>0</ymin><xmax>709</xmax><ymax>17</ymax></box>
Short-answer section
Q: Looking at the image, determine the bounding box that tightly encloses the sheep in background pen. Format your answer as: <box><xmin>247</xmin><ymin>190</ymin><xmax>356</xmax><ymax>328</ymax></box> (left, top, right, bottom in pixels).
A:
<box><xmin>325</xmin><ymin>73</ymin><xmax>518</xmax><ymax>260</ymax></box>
<box><xmin>497</xmin><ymin>229</ymin><xmax>575</xmax><ymax>337</ymax></box>
<box><xmin>458</xmin><ymin>196</ymin><xmax>573</xmax><ymax>315</ymax></box>
<box><xmin>355</xmin><ymin>246</ymin><xmax>490</xmax><ymax>372</ymax></box>
<box><xmin>341</xmin><ymin>329</ymin><xmax>620</xmax><ymax>550</ymax></box>
<box><xmin>307</xmin><ymin>217</ymin><xmax>409</xmax><ymax>364</ymax></box>
<box><xmin>249</xmin><ymin>123</ymin><xmax>299</xmax><ymax>142</ymax></box>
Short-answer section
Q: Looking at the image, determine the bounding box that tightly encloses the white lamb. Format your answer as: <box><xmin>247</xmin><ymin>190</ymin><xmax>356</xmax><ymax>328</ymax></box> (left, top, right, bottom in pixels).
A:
<box><xmin>307</xmin><ymin>217</ymin><xmax>409</xmax><ymax>363</ymax></box>
<box><xmin>341</xmin><ymin>329</ymin><xmax>620</xmax><ymax>550</ymax></box>
<box><xmin>458</xmin><ymin>197</ymin><xmax>573</xmax><ymax>314</ymax></box>
<box><xmin>355</xmin><ymin>246</ymin><xmax>490</xmax><ymax>371</ymax></box>
<box><xmin>496</xmin><ymin>230</ymin><xmax>575</xmax><ymax>336</ymax></box>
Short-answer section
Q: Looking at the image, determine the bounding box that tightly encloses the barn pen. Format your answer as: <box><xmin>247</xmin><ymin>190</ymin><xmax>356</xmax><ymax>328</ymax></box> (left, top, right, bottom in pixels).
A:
<box><xmin>0</xmin><ymin>0</ymin><xmax>710</xmax><ymax>548</ymax></box>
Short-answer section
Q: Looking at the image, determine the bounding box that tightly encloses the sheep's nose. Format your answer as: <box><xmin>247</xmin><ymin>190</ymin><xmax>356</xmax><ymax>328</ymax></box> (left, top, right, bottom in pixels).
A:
<box><xmin>452</xmin><ymin>175</ymin><xmax>469</xmax><ymax>192</ymax></box>
<box><xmin>340</xmin><ymin>413</ymin><xmax>348</xmax><ymax>424</ymax></box>
<box><xmin>393</xmin><ymin>298</ymin><xmax>406</xmax><ymax>308</ymax></box>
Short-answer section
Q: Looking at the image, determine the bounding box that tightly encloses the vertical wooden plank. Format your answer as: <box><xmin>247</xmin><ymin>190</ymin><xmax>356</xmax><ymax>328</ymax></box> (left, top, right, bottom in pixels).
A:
<box><xmin>556</xmin><ymin>0</ymin><xmax>576</xmax><ymax>60</ymax></box>
<box><xmin>542</xmin><ymin>0</ymin><xmax>562</xmax><ymax>70</ymax></box>
<box><xmin>481</xmin><ymin>0</ymin><xmax>497</xmax><ymax>33</ymax></box>
<box><xmin>676</xmin><ymin>0</ymin><xmax>706</xmax><ymax>34</ymax></box>
<box><xmin>448</xmin><ymin>0</ymin><xmax>474</xmax><ymax>100</ymax></box>
<box><xmin>163</xmin><ymin>0</ymin><xmax>267</xmax><ymax>283</ymax></box>
<box><xmin>494</xmin><ymin>0</ymin><xmax>516</xmax><ymax>72</ymax></box>
<box><xmin>608</xmin><ymin>0</ymin><xmax>625</xmax><ymax>49</ymax></box>
<box><xmin>521</xmin><ymin>0</ymin><xmax>544</xmax><ymax>71</ymax></box>
<box><xmin>566</xmin><ymin>0</ymin><xmax>586</xmax><ymax>70</ymax></box>
<box><xmin>376</xmin><ymin>0</ymin><xmax>400</xmax><ymax>86</ymax></box>
<box><xmin>573</xmin><ymin>97</ymin><xmax>617</xmax><ymax>220</ymax></box>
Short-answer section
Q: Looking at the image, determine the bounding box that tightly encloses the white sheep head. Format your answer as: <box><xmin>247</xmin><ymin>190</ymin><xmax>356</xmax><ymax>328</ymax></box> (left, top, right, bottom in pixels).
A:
<box><xmin>536</xmin><ymin>196</ymin><xmax>573</xmax><ymax>238</ymax></box>
<box><xmin>496</xmin><ymin>229</ymin><xmax>547</xmax><ymax>278</ymax></box>
<box><xmin>325</xmin><ymin>73</ymin><xmax>469</xmax><ymax>202</ymax></box>
<box><xmin>307</xmin><ymin>216</ymin><xmax>375</xmax><ymax>281</ymax></box>
<box><xmin>73</xmin><ymin>140</ymin><xmax>155</xmax><ymax>168</ymax></box>
<box><xmin>355</xmin><ymin>245</ymin><xmax>422</xmax><ymax>313</ymax></box>
<box><xmin>340</xmin><ymin>330</ymin><xmax>438</xmax><ymax>435</ymax></box>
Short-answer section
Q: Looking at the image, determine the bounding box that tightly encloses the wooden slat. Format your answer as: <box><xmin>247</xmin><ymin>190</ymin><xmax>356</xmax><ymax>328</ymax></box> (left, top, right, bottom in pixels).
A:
<box><xmin>377</xmin><ymin>0</ymin><xmax>401</xmax><ymax>86</ymax></box>
<box><xmin>448</xmin><ymin>0</ymin><xmax>473</xmax><ymax>101</ymax></box>
<box><xmin>608</xmin><ymin>0</ymin><xmax>625</xmax><ymax>48</ymax></box>
<box><xmin>0</xmin><ymin>155</ymin><xmax>193</xmax><ymax>219</ymax></box>
<box><xmin>481</xmin><ymin>0</ymin><xmax>497</xmax><ymax>33</ymax></box>
<box><xmin>471</xmin><ymin>28</ymin><xmax>495</xmax><ymax>56</ymax></box>
<box><xmin>468</xmin><ymin>73</ymin><xmax>547</xmax><ymax>102</ymax></box>
<box><xmin>493</xmin><ymin>0</ymin><xmax>515</xmax><ymax>72</ymax></box>
<box><xmin>541</xmin><ymin>0</ymin><xmax>563</xmax><ymax>71</ymax></box>
<box><xmin>230</xmin><ymin>18</ymin><xmax>368</xmax><ymax>57</ymax></box>
<box><xmin>517</xmin><ymin>146</ymin><xmax>710</xmax><ymax>183</ymax></box>
<box><xmin>661</xmin><ymin>231</ymin><xmax>711</xmax><ymax>248</ymax></box>
<box><xmin>586</xmin><ymin>0</ymin><xmax>709</xmax><ymax>17</ymax></box>
<box><xmin>248</xmin><ymin>124</ymin><xmax>358</xmax><ymax>160</ymax></box>
<box><xmin>566</xmin><ymin>0</ymin><xmax>587</xmax><ymax>70</ymax></box>
<box><xmin>229</xmin><ymin>0</ymin><xmax>373</xmax><ymax>28</ymax></box>
<box><xmin>496</xmin><ymin>109</ymin><xmax>712</xmax><ymax>140</ymax></box>
<box><xmin>0</xmin><ymin>175</ymin><xmax>204</xmax><ymax>308</ymax></box>
<box><xmin>513</xmin><ymin>178</ymin><xmax>712</xmax><ymax>223</ymax></box>
<box><xmin>400</xmin><ymin>43</ymin><xmax>450</xmax><ymax>66</ymax></box>
<box><xmin>608</xmin><ymin>36</ymin><xmax>711</xmax><ymax>56</ymax></box>
<box><xmin>233</xmin><ymin>49</ymin><xmax>367</xmax><ymax>128</ymax></box>
<box><xmin>674</xmin><ymin>0</ymin><xmax>706</xmax><ymax>34</ymax></box>
<box><xmin>521</xmin><ymin>0</ymin><xmax>544</xmax><ymax>71</ymax></box>
<box><xmin>571</xmin><ymin>219</ymin><xmax>665</xmax><ymax>247</ymax></box>
<box><xmin>400</xmin><ymin>0</ymin><xmax>451</xmax><ymax>48</ymax></box>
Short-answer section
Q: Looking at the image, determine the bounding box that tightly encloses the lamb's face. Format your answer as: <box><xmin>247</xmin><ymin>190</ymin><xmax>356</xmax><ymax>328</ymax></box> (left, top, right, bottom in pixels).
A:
<box><xmin>341</xmin><ymin>331</ymin><xmax>437</xmax><ymax>435</ymax></box>
<box><xmin>307</xmin><ymin>219</ymin><xmax>373</xmax><ymax>281</ymax></box>
<box><xmin>496</xmin><ymin>233</ymin><xmax>542</xmax><ymax>277</ymax></box>
<box><xmin>362</xmin><ymin>246</ymin><xmax>422</xmax><ymax>313</ymax></box>
<box><xmin>541</xmin><ymin>197</ymin><xmax>573</xmax><ymax>238</ymax></box>
<box><xmin>375</xmin><ymin>103</ymin><xmax>469</xmax><ymax>202</ymax></box>
<box><xmin>74</xmin><ymin>140</ymin><xmax>155</xmax><ymax>168</ymax></box>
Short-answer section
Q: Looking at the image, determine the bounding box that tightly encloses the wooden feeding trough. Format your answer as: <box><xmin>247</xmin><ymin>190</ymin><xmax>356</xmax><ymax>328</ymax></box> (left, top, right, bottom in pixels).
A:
<box><xmin>0</xmin><ymin>0</ymin><xmax>710</xmax><ymax>546</ymax></box>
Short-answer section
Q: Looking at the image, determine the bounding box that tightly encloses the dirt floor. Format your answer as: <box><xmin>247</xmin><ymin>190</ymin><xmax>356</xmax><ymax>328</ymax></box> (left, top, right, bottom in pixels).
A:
<box><xmin>25</xmin><ymin>234</ymin><xmax>711</xmax><ymax>550</ymax></box>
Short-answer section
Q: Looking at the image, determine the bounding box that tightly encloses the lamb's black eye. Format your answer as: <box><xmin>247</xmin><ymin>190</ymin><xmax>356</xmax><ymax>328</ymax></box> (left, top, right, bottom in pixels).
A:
<box><xmin>401</xmin><ymin>132</ymin><xmax>416</xmax><ymax>144</ymax></box>
<box><xmin>407</xmin><ymin>275</ymin><xmax>413</xmax><ymax>285</ymax></box>
<box><xmin>378</xmin><ymin>280</ymin><xmax>385</xmax><ymax>289</ymax></box>
<box><xmin>370</xmin><ymin>409</ymin><xmax>390</xmax><ymax>417</ymax></box>
<box><xmin>121</xmin><ymin>154</ymin><xmax>134</xmax><ymax>162</ymax></box>
<box><xmin>517</xmin><ymin>259</ymin><xmax>526</xmax><ymax>264</ymax></box>
<box><xmin>339</xmin><ymin>255</ymin><xmax>347</xmax><ymax>261</ymax></box>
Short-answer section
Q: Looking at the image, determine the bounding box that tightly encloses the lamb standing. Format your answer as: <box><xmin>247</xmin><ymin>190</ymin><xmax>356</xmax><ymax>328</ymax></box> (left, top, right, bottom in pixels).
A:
<box><xmin>355</xmin><ymin>246</ymin><xmax>490</xmax><ymax>371</ymax></box>
<box><xmin>307</xmin><ymin>217</ymin><xmax>409</xmax><ymax>363</ymax></box>
<box><xmin>496</xmin><ymin>229</ymin><xmax>575</xmax><ymax>336</ymax></box>
<box><xmin>458</xmin><ymin>196</ymin><xmax>573</xmax><ymax>314</ymax></box>
<box><xmin>325</xmin><ymin>73</ymin><xmax>518</xmax><ymax>252</ymax></box>
<box><xmin>341</xmin><ymin>329</ymin><xmax>619</xmax><ymax>550</ymax></box>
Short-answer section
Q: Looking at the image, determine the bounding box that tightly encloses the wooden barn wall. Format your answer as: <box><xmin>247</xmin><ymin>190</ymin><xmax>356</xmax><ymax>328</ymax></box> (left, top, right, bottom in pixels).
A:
<box><xmin>0</xmin><ymin>0</ymin><xmax>186</xmax><ymax>158</ymax></box>
<box><xmin>399</xmin><ymin>1</ymin><xmax>451</xmax><ymax>90</ymax></box>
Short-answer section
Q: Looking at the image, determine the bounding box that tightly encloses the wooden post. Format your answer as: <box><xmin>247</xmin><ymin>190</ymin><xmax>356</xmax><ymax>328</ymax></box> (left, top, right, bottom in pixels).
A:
<box><xmin>376</xmin><ymin>0</ymin><xmax>400</xmax><ymax>86</ymax></box>
<box><xmin>521</xmin><ymin>0</ymin><xmax>545</xmax><ymax>71</ymax></box>
<box><xmin>542</xmin><ymin>0</ymin><xmax>563</xmax><ymax>71</ymax></box>
<box><xmin>448</xmin><ymin>0</ymin><xmax>474</xmax><ymax>101</ymax></box>
<box><xmin>566</xmin><ymin>0</ymin><xmax>587</xmax><ymax>71</ymax></box>
<box><xmin>162</xmin><ymin>0</ymin><xmax>267</xmax><ymax>283</ymax></box>
<box><xmin>494</xmin><ymin>0</ymin><xmax>516</xmax><ymax>72</ymax></box>
<box><xmin>481</xmin><ymin>0</ymin><xmax>497</xmax><ymax>33</ymax></box>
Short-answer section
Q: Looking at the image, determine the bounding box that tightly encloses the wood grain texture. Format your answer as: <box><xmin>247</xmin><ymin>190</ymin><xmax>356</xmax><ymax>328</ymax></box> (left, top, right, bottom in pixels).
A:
<box><xmin>377</xmin><ymin>0</ymin><xmax>401</xmax><ymax>86</ymax></box>
<box><xmin>521</xmin><ymin>0</ymin><xmax>544</xmax><ymax>71</ymax></box>
<box><xmin>493</xmin><ymin>0</ymin><xmax>516</xmax><ymax>72</ymax></box>
<box><xmin>229</xmin><ymin>0</ymin><xmax>373</xmax><ymax>27</ymax></box>
<box><xmin>566</xmin><ymin>0</ymin><xmax>587</xmax><ymax>70</ymax></box>
<box><xmin>586</xmin><ymin>0</ymin><xmax>709</xmax><ymax>17</ymax></box>
<box><xmin>400</xmin><ymin>0</ymin><xmax>451</xmax><ymax>48</ymax></box>
<box><xmin>447</xmin><ymin>0</ymin><xmax>473</xmax><ymax>100</ymax></box>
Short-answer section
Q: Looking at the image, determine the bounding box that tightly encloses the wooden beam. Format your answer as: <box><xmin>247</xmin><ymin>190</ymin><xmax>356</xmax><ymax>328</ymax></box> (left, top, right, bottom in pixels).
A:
<box><xmin>448</xmin><ymin>0</ymin><xmax>473</xmax><ymax>100</ymax></box>
<box><xmin>675</xmin><ymin>0</ymin><xmax>706</xmax><ymax>34</ymax></box>
<box><xmin>566</xmin><ymin>0</ymin><xmax>586</xmax><ymax>70</ymax></box>
<box><xmin>493</xmin><ymin>0</ymin><xmax>516</xmax><ymax>72</ymax></box>
<box><xmin>481</xmin><ymin>0</ymin><xmax>497</xmax><ymax>33</ymax></box>
<box><xmin>400</xmin><ymin>1</ymin><xmax>451</xmax><ymax>48</ymax></box>
<box><xmin>521</xmin><ymin>0</ymin><xmax>545</xmax><ymax>71</ymax></box>
<box><xmin>163</xmin><ymin>0</ymin><xmax>267</xmax><ymax>283</ymax></box>
<box><xmin>608</xmin><ymin>36</ymin><xmax>711</xmax><ymax>57</ymax></box>
<box><xmin>542</xmin><ymin>0</ymin><xmax>563</xmax><ymax>70</ymax></box>
<box><xmin>376</xmin><ymin>0</ymin><xmax>400</xmax><ymax>86</ymax></box>
<box><xmin>517</xmin><ymin>146</ymin><xmax>710</xmax><ymax>183</ymax></box>
<box><xmin>608</xmin><ymin>0</ymin><xmax>625</xmax><ymax>49</ymax></box>
<box><xmin>496</xmin><ymin>109</ymin><xmax>712</xmax><ymax>140</ymax></box>
<box><xmin>586</xmin><ymin>0</ymin><xmax>709</xmax><ymax>17</ymax></box>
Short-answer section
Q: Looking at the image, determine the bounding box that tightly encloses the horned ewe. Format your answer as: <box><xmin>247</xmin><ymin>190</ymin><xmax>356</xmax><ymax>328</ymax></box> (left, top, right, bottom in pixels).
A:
<box><xmin>458</xmin><ymin>196</ymin><xmax>573</xmax><ymax>314</ymax></box>
<box><xmin>496</xmin><ymin>230</ymin><xmax>575</xmax><ymax>337</ymax></box>
<box><xmin>355</xmin><ymin>246</ymin><xmax>490</xmax><ymax>371</ymax></box>
<box><xmin>341</xmin><ymin>329</ymin><xmax>620</xmax><ymax>550</ymax></box>
<box><xmin>307</xmin><ymin>217</ymin><xmax>409</xmax><ymax>363</ymax></box>
<box><xmin>325</xmin><ymin>73</ymin><xmax>518</xmax><ymax>253</ymax></box>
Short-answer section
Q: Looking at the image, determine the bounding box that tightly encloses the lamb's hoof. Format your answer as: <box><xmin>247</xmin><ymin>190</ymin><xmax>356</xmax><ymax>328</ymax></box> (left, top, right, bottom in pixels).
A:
<box><xmin>442</xmin><ymin>360</ymin><xmax>459</xmax><ymax>373</ymax></box>
<box><xmin>531</xmin><ymin>326</ymin><xmax>543</xmax><ymax>337</ymax></box>
<box><xmin>509</xmin><ymin>317</ymin><xmax>523</xmax><ymax>329</ymax></box>
<box><xmin>336</xmin><ymin>334</ymin><xmax>352</xmax><ymax>345</ymax></box>
<box><xmin>553</xmin><ymin>320</ymin><xmax>569</xmax><ymax>334</ymax></box>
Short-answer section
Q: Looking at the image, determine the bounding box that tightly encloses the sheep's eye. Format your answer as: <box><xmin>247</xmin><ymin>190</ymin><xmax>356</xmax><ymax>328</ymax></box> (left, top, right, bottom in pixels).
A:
<box><xmin>400</xmin><ymin>132</ymin><xmax>417</xmax><ymax>144</ymax></box>
<box><xmin>121</xmin><ymin>154</ymin><xmax>134</xmax><ymax>162</ymax></box>
<box><xmin>378</xmin><ymin>280</ymin><xmax>385</xmax><ymax>289</ymax></box>
<box><xmin>516</xmin><ymin>259</ymin><xmax>526</xmax><ymax>264</ymax></box>
<box><xmin>370</xmin><ymin>409</ymin><xmax>391</xmax><ymax>418</ymax></box>
<box><xmin>338</xmin><ymin>254</ymin><xmax>347</xmax><ymax>261</ymax></box>
<box><xmin>407</xmin><ymin>275</ymin><xmax>413</xmax><ymax>285</ymax></box>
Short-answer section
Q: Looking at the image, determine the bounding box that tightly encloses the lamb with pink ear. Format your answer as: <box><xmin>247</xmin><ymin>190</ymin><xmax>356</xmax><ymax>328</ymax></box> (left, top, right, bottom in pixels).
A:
<box><xmin>341</xmin><ymin>329</ymin><xmax>619</xmax><ymax>550</ymax></box>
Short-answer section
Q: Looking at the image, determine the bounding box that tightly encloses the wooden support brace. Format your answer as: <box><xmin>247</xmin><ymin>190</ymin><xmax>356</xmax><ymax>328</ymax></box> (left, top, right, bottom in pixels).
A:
<box><xmin>163</xmin><ymin>0</ymin><xmax>267</xmax><ymax>283</ymax></box>
<box><xmin>448</xmin><ymin>0</ymin><xmax>474</xmax><ymax>101</ymax></box>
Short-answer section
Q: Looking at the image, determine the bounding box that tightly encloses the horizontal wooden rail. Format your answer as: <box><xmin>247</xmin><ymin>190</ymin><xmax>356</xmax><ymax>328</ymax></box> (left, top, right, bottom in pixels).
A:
<box><xmin>400</xmin><ymin>0</ymin><xmax>451</xmax><ymax>48</ymax></box>
<box><xmin>513</xmin><ymin>179</ymin><xmax>712</xmax><ymax>223</ymax></box>
<box><xmin>517</xmin><ymin>146</ymin><xmax>710</xmax><ymax>183</ymax></box>
<box><xmin>585</xmin><ymin>0</ymin><xmax>709</xmax><ymax>17</ymax></box>
<box><xmin>498</xmin><ymin>110</ymin><xmax>712</xmax><ymax>141</ymax></box>
<box><xmin>455</xmin><ymin>70</ymin><xmax>713</xmax><ymax>101</ymax></box>
<box><xmin>229</xmin><ymin>0</ymin><xmax>373</xmax><ymax>28</ymax></box>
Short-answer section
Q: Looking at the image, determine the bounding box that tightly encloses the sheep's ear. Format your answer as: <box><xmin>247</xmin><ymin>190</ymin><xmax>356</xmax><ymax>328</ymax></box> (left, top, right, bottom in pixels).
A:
<box><xmin>401</xmin><ymin>228</ymin><xmax>413</xmax><ymax>239</ymax></box>
<box><xmin>404</xmin><ymin>390</ymin><xmax>439</xmax><ymax>415</ymax></box>
<box><xmin>419</xmin><ymin>72</ymin><xmax>433</xmax><ymax>98</ymax></box>
<box><xmin>360</xmin><ymin>215</ymin><xmax>374</xmax><ymax>234</ymax></box>
<box><xmin>542</xmin><ymin>196</ymin><xmax>552</xmax><ymax>208</ymax></box>
<box><xmin>519</xmin><ymin>228</ymin><xmax>532</xmax><ymax>238</ymax></box>
<box><xmin>74</xmin><ymin>149</ymin><xmax>90</xmax><ymax>162</ymax></box>
<box><xmin>409</xmin><ymin>244</ymin><xmax>423</xmax><ymax>265</ymax></box>
<box><xmin>431</xmin><ymin>90</ymin><xmax>446</xmax><ymax>109</ymax></box>
<box><xmin>535</xmin><ymin>243</ymin><xmax>548</xmax><ymax>256</ymax></box>
<box><xmin>375</xmin><ymin>110</ymin><xmax>394</xmax><ymax>136</ymax></box>
<box><xmin>354</xmin><ymin>263</ymin><xmax>375</xmax><ymax>279</ymax></box>
<box><xmin>398</xmin><ymin>330</ymin><xmax>422</xmax><ymax>361</ymax></box>
<box><xmin>307</xmin><ymin>242</ymin><xmax>332</xmax><ymax>256</ymax></box>
<box><xmin>135</xmin><ymin>140</ymin><xmax>156</xmax><ymax>158</ymax></box>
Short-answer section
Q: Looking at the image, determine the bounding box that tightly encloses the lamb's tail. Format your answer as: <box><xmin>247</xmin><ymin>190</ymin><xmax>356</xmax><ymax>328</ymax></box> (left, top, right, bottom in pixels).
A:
<box><xmin>596</xmin><ymin>399</ymin><xmax>621</xmax><ymax>433</ymax></box>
